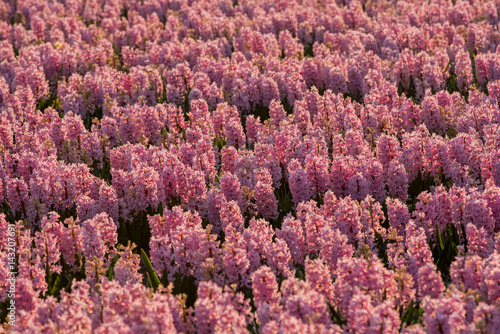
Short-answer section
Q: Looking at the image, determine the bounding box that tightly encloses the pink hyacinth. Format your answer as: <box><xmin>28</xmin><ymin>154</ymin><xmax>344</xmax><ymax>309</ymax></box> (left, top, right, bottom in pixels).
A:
<box><xmin>481</xmin><ymin>251</ymin><xmax>500</xmax><ymax>304</ymax></box>
<box><xmin>450</xmin><ymin>254</ymin><xmax>483</xmax><ymax>292</ymax></box>
<box><xmin>348</xmin><ymin>289</ymin><xmax>400</xmax><ymax>334</ymax></box>
<box><xmin>82</xmin><ymin>213</ymin><xmax>118</xmax><ymax>263</ymax></box>
<box><xmin>275</xmin><ymin>215</ymin><xmax>307</xmax><ymax>265</ymax></box>
<box><xmin>252</xmin><ymin>266</ymin><xmax>281</xmax><ymax>308</ymax></box>
<box><xmin>417</xmin><ymin>263</ymin><xmax>445</xmax><ymax>300</ymax></box>
<box><xmin>421</xmin><ymin>291</ymin><xmax>472</xmax><ymax>334</ymax></box>
<box><xmin>287</xmin><ymin>158</ymin><xmax>312</xmax><ymax>205</ymax></box>
<box><xmin>254</xmin><ymin>168</ymin><xmax>279</xmax><ymax>220</ymax></box>
<box><xmin>6</xmin><ymin>0</ymin><xmax>500</xmax><ymax>331</ymax></box>
<box><xmin>194</xmin><ymin>281</ymin><xmax>251</xmax><ymax>333</ymax></box>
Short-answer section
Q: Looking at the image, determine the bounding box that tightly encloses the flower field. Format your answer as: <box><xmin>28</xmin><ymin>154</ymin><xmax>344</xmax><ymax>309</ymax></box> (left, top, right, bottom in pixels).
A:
<box><xmin>1</xmin><ymin>0</ymin><xmax>500</xmax><ymax>332</ymax></box>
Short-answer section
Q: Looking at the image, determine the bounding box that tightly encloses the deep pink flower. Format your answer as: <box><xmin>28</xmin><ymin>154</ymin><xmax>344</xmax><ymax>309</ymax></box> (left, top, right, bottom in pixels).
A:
<box><xmin>254</xmin><ymin>168</ymin><xmax>279</xmax><ymax>220</ymax></box>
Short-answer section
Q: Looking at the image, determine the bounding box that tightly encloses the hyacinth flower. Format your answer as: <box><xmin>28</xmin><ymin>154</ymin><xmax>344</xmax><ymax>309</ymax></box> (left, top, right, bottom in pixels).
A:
<box><xmin>81</xmin><ymin>213</ymin><xmax>118</xmax><ymax>285</ymax></box>
<box><xmin>254</xmin><ymin>168</ymin><xmax>279</xmax><ymax>221</ymax></box>
<box><xmin>194</xmin><ymin>281</ymin><xmax>251</xmax><ymax>333</ymax></box>
<box><xmin>4</xmin><ymin>0</ymin><xmax>500</xmax><ymax>332</ymax></box>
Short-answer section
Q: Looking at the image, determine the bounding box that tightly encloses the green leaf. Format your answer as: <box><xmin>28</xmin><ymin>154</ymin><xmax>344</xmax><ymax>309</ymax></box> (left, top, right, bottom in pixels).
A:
<box><xmin>400</xmin><ymin>299</ymin><xmax>414</xmax><ymax>324</ymax></box>
<box><xmin>436</xmin><ymin>224</ymin><xmax>444</xmax><ymax>251</ymax></box>
<box><xmin>328</xmin><ymin>303</ymin><xmax>346</xmax><ymax>326</ymax></box>
<box><xmin>141</xmin><ymin>249</ymin><xmax>161</xmax><ymax>291</ymax></box>
<box><xmin>50</xmin><ymin>275</ymin><xmax>62</xmax><ymax>296</ymax></box>
<box><xmin>145</xmin><ymin>271</ymin><xmax>154</xmax><ymax>290</ymax></box>
<box><xmin>107</xmin><ymin>253</ymin><xmax>120</xmax><ymax>280</ymax></box>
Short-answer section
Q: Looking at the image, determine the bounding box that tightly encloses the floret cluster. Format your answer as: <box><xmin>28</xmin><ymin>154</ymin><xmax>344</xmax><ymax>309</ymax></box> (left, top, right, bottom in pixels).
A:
<box><xmin>1</xmin><ymin>0</ymin><xmax>500</xmax><ymax>332</ymax></box>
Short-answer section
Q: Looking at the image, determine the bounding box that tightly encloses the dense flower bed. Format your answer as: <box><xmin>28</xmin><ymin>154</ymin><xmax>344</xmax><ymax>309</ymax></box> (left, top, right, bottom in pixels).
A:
<box><xmin>1</xmin><ymin>0</ymin><xmax>500</xmax><ymax>332</ymax></box>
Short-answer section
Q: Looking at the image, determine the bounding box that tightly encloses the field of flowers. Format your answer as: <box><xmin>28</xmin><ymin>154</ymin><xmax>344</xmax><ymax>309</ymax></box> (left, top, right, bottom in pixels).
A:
<box><xmin>1</xmin><ymin>0</ymin><xmax>500</xmax><ymax>332</ymax></box>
